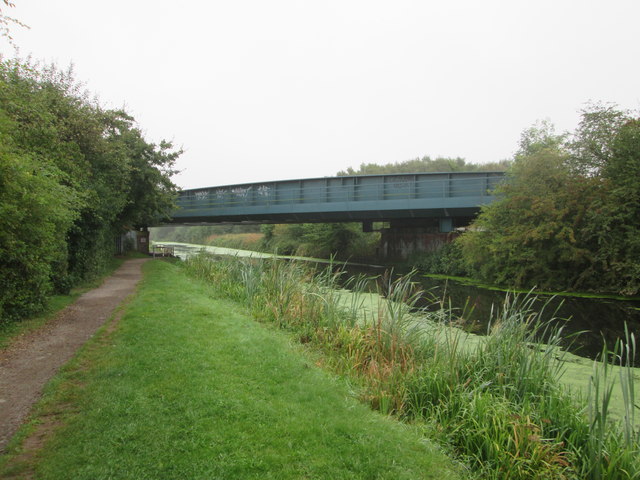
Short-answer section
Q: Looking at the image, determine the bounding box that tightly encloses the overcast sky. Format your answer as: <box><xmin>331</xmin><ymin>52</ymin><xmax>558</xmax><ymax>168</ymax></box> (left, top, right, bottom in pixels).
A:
<box><xmin>6</xmin><ymin>1</ymin><xmax>640</xmax><ymax>189</ymax></box>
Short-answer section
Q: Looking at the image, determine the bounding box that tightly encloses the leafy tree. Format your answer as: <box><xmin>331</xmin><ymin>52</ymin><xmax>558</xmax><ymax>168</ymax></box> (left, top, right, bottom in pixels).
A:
<box><xmin>577</xmin><ymin>118</ymin><xmax>640</xmax><ymax>294</ymax></box>
<box><xmin>568</xmin><ymin>103</ymin><xmax>632</xmax><ymax>176</ymax></box>
<box><xmin>102</xmin><ymin>110</ymin><xmax>180</xmax><ymax>229</ymax></box>
<box><xmin>0</xmin><ymin>121</ymin><xmax>79</xmax><ymax>319</ymax></box>
<box><xmin>517</xmin><ymin>119</ymin><xmax>566</xmax><ymax>156</ymax></box>
<box><xmin>458</xmin><ymin>105</ymin><xmax>640</xmax><ymax>295</ymax></box>
<box><xmin>459</xmin><ymin>145</ymin><xmax>595</xmax><ymax>289</ymax></box>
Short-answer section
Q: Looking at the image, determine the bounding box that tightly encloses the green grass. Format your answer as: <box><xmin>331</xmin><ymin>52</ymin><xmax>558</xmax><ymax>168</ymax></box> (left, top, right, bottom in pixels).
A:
<box><xmin>0</xmin><ymin>260</ymin><xmax>461</xmax><ymax>480</ymax></box>
<box><xmin>0</xmin><ymin>255</ymin><xmax>126</xmax><ymax>350</ymax></box>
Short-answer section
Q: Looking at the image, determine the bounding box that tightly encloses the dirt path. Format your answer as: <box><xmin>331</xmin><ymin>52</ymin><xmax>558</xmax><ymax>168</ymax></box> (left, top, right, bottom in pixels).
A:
<box><xmin>0</xmin><ymin>258</ymin><xmax>149</xmax><ymax>452</ymax></box>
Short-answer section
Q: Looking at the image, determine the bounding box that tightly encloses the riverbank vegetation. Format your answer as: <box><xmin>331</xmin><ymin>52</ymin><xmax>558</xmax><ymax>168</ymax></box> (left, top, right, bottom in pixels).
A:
<box><xmin>0</xmin><ymin>58</ymin><xmax>179</xmax><ymax>325</ymax></box>
<box><xmin>0</xmin><ymin>260</ymin><xmax>461</xmax><ymax>479</ymax></box>
<box><xmin>184</xmin><ymin>253</ymin><xmax>639</xmax><ymax>479</ymax></box>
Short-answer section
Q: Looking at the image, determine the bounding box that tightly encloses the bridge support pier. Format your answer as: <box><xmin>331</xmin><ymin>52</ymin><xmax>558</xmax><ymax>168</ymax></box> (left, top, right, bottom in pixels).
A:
<box><xmin>377</xmin><ymin>218</ymin><xmax>465</xmax><ymax>259</ymax></box>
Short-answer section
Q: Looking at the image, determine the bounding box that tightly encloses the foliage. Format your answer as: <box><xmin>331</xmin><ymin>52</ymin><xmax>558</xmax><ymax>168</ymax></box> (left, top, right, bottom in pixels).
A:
<box><xmin>459</xmin><ymin>146</ymin><xmax>596</xmax><ymax>289</ymax></box>
<box><xmin>0</xmin><ymin>141</ymin><xmax>79</xmax><ymax>320</ymax></box>
<box><xmin>0</xmin><ymin>58</ymin><xmax>179</xmax><ymax>322</ymax></box>
<box><xmin>337</xmin><ymin>155</ymin><xmax>510</xmax><ymax>176</ymax></box>
<box><xmin>459</xmin><ymin>104</ymin><xmax>640</xmax><ymax>295</ymax></box>
<box><xmin>581</xmin><ymin>118</ymin><xmax>640</xmax><ymax>295</ymax></box>
<box><xmin>409</xmin><ymin>241</ymin><xmax>467</xmax><ymax>276</ymax></box>
<box><xmin>569</xmin><ymin>103</ymin><xmax>632</xmax><ymax>176</ymax></box>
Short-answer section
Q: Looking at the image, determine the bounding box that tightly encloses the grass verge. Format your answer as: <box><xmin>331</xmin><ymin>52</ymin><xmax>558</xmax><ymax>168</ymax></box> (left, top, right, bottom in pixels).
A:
<box><xmin>0</xmin><ymin>260</ymin><xmax>461</xmax><ymax>480</ymax></box>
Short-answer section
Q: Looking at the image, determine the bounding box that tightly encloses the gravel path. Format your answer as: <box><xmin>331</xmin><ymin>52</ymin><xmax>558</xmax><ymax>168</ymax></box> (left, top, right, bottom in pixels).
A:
<box><xmin>0</xmin><ymin>258</ymin><xmax>149</xmax><ymax>452</ymax></box>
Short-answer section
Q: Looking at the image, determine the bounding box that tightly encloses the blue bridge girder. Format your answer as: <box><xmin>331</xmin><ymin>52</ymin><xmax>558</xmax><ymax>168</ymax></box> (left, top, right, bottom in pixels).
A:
<box><xmin>170</xmin><ymin>171</ymin><xmax>505</xmax><ymax>227</ymax></box>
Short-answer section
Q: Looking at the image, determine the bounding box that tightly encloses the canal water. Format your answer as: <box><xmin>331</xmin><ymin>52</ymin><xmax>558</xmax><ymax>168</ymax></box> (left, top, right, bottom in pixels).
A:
<box><xmin>417</xmin><ymin>277</ymin><xmax>640</xmax><ymax>361</ymax></box>
<box><xmin>164</xmin><ymin>242</ymin><xmax>640</xmax><ymax>361</ymax></box>
<box><xmin>340</xmin><ymin>264</ymin><xmax>640</xmax><ymax>362</ymax></box>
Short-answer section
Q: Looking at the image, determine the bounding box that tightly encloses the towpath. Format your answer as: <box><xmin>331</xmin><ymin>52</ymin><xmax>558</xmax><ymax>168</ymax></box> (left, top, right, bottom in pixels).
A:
<box><xmin>0</xmin><ymin>258</ymin><xmax>149</xmax><ymax>452</ymax></box>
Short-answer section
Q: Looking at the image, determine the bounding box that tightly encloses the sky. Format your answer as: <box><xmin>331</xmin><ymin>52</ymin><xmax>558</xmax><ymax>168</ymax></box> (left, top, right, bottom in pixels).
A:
<box><xmin>5</xmin><ymin>0</ymin><xmax>640</xmax><ymax>189</ymax></box>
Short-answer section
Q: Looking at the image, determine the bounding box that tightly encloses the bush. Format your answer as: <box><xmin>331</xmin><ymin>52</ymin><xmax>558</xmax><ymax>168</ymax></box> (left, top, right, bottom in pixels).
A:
<box><xmin>410</xmin><ymin>241</ymin><xmax>467</xmax><ymax>276</ymax></box>
<box><xmin>0</xmin><ymin>146</ymin><xmax>78</xmax><ymax>320</ymax></box>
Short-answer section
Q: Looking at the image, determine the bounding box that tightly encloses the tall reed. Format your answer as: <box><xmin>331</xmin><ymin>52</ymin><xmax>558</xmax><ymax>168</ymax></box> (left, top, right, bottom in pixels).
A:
<box><xmin>574</xmin><ymin>325</ymin><xmax>639</xmax><ymax>479</ymax></box>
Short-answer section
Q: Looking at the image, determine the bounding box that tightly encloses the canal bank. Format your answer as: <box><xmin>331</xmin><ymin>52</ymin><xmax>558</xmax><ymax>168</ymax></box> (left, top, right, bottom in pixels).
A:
<box><xmin>159</xmin><ymin>242</ymin><xmax>639</xmax><ymax>417</ymax></box>
<box><xmin>182</xmin><ymin>252</ymin><xmax>639</xmax><ymax>478</ymax></box>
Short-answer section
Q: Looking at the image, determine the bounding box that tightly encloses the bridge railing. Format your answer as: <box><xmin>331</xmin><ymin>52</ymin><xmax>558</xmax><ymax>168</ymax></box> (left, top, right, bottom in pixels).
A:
<box><xmin>175</xmin><ymin>172</ymin><xmax>504</xmax><ymax>215</ymax></box>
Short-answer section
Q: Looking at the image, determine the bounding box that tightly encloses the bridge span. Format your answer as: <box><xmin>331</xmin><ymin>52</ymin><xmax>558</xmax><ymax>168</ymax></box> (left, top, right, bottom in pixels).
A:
<box><xmin>171</xmin><ymin>171</ymin><xmax>504</xmax><ymax>233</ymax></box>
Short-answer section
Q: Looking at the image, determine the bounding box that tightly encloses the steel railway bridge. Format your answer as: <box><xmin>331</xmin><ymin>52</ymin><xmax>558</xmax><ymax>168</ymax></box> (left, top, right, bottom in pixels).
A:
<box><xmin>166</xmin><ymin>171</ymin><xmax>504</xmax><ymax>257</ymax></box>
<box><xmin>171</xmin><ymin>171</ymin><xmax>504</xmax><ymax>233</ymax></box>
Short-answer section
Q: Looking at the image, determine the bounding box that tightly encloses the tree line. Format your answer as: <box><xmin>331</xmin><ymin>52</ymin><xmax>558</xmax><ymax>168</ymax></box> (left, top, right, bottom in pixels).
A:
<box><xmin>337</xmin><ymin>155</ymin><xmax>509</xmax><ymax>176</ymax></box>
<box><xmin>0</xmin><ymin>58</ymin><xmax>179</xmax><ymax>324</ymax></box>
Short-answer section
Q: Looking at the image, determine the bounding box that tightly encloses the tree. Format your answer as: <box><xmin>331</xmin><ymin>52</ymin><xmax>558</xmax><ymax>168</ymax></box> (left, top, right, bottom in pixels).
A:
<box><xmin>458</xmin><ymin>144</ymin><xmax>595</xmax><ymax>289</ymax></box>
<box><xmin>458</xmin><ymin>105</ymin><xmax>640</xmax><ymax>295</ymax></box>
<box><xmin>102</xmin><ymin>110</ymin><xmax>180</xmax><ymax>229</ymax></box>
<box><xmin>568</xmin><ymin>102</ymin><xmax>632</xmax><ymax>176</ymax></box>
<box><xmin>0</xmin><ymin>128</ymin><xmax>79</xmax><ymax>319</ymax></box>
<box><xmin>516</xmin><ymin>119</ymin><xmax>566</xmax><ymax>157</ymax></box>
<box><xmin>578</xmin><ymin>118</ymin><xmax>640</xmax><ymax>294</ymax></box>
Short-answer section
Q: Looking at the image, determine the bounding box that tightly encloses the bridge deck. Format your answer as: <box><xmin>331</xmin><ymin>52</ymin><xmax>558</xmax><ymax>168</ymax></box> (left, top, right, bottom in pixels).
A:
<box><xmin>171</xmin><ymin>171</ymin><xmax>504</xmax><ymax>224</ymax></box>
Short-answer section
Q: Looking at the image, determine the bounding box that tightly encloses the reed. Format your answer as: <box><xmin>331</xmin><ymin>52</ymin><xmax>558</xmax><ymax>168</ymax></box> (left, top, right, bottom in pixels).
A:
<box><xmin>573</xmin><ymin>326</ymin><xmax>639</xmax><ymax>480</ymax></box>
